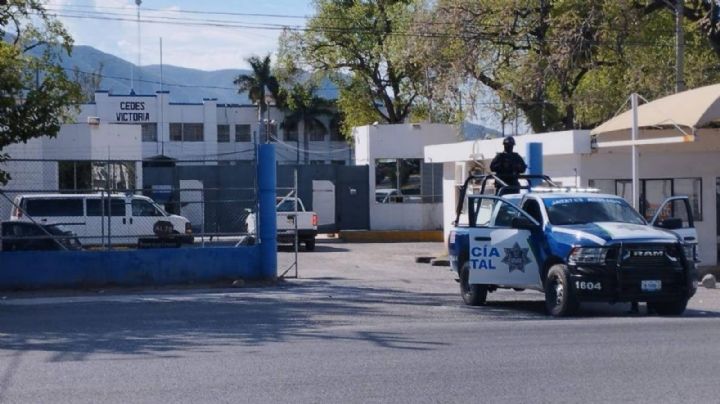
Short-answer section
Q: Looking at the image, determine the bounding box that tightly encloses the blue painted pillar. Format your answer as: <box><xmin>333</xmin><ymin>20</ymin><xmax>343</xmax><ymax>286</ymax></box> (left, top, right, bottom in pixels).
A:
<box><xmin>258</xmin><ymin>144</ymin><xmax>277</xmax><ymax>279</ymax></box>
<box><xmin>526</xmin><ymin>142</ymin><xmax>543</xmax><ymax>186</ymax></box>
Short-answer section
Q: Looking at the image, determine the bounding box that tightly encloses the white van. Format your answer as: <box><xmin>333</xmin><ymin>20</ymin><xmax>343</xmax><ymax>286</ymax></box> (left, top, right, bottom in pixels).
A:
<box><xmin>10</xmin><ymin>193</ymin><xmax>192</xmax><ymax>246</ymax></box>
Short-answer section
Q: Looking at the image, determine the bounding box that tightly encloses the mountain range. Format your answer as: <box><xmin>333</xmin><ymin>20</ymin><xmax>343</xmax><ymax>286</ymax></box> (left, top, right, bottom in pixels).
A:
<box><xmin>62</xmin><ymin>45</ymin><xmax>257</xmax><ymax>103</ymax></box>
<box><xmin>57</xmin><ymin>43</ymin><xmax>498</xmax><ymax>136</ymax></box>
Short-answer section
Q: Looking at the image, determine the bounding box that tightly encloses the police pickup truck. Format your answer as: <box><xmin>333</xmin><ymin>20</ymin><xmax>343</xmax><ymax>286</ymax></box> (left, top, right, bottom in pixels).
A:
<box><xmin>448</xmin><ymin>174</ymin><xmax>698</xmax><ymax>317</ymax></box>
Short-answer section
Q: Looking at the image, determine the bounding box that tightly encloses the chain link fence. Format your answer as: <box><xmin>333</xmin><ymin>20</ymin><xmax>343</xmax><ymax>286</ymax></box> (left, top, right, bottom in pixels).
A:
<box><xmin>0</xmin><ymin>158</ymin><xmax>258</xmax><ymax>251</ymax></box>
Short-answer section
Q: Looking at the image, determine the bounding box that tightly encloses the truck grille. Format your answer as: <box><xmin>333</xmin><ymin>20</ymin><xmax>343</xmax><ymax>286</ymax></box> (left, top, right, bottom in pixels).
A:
<box><xmin>619</xmin><ymin>244</ymin><xmax>680</xmax><ymax>267</ymax></box>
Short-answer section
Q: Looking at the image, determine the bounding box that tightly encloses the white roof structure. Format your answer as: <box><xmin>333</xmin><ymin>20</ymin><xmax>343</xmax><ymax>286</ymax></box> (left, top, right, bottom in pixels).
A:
<box><xmin>592</xmin><ymin>83</ymin><xmax>720</xmax><ymax>135</ymax></box>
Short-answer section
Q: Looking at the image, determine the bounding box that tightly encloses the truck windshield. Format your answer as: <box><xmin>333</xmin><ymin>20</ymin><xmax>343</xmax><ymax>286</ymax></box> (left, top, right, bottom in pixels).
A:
<box><xmin>543</xmin><ymin>197</ymin><xmax>645</xmax><ymax>225</ymax></box>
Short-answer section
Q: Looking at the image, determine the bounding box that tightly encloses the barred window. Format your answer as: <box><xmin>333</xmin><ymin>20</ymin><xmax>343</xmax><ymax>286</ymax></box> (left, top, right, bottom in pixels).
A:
<box><xmin>170</xmin><ymin>123</ymin><xmax>204</xmax><ymax>142</ymax></box>
<box><xmin>141</xmin><ymin>123</ymin><xmax>157</xmax><ymax>142</ymax></box>
<box><xmin>307</xmin><ymin>119</ymin><xmax>327</xmax><ymax>141</ymax></box>
<box><xmin>284</xmin><ymin>120</ymin><xmax>299</xmax><ymax>142</ymax></box>
<box><xmin>235</xmin><ymin>124</ymin><xmax>251</xmax><ymax>142</ymax></box>
<box><xmin>183</xmin><ymin>123</ymin><xmax>204</xmax><ymax>142</ymax></box>
<box><xmin>217</xmin><ymin>124</ymin><xmax>230</xmax><ymax>143</ymax></box>
<box><xmin>169</xmin><ymin>123</ymin><xmax>182</xmax><ymax>141</ymax></box>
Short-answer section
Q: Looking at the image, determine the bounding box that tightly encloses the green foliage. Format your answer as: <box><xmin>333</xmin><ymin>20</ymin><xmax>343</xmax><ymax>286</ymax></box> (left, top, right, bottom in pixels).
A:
<box><xmin>426</xmin><ymin>0</ymin><xmax>720</xmax><ymax>132</ymax></box>
<box><xmin>281</xmin><ymin>0</ymin><xmax>426</xmax><ymax>129</ymax></box>
<box><xmin>0</xmin><ymin>0</ymin><xmax>82</xmax><ymax>184</ymax></box>
<box><xmin>233</xmin><ymin>54</ymin><xmax>282</xmax><ymax>115</ymax></box>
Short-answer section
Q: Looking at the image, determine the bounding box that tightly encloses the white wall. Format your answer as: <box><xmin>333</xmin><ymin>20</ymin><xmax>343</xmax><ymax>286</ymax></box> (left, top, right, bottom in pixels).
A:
<box><xmin>353</xmin><ymin>124</ymin><xmax>459</xmax><ymax>230</ymax></box>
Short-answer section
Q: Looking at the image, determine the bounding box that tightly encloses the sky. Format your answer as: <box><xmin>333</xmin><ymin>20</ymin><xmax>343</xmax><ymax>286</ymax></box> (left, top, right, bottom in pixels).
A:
<box><xmin>45</xmin><ymin>0</ymin><xmax>315</xmax><ymax>71</ymax></box>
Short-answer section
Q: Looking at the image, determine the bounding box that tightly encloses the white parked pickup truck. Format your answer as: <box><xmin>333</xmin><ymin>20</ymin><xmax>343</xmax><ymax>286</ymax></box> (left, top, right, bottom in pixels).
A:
<box><xmin>246</xmin><ymin>195</ymin><xmax>318</xmax><ymax>251</ymax></box>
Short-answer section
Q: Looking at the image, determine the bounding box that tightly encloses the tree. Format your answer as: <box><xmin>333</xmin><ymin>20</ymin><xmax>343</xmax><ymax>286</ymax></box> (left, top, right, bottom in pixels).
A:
<box><xmin>280</xmin><ymin>0</ymin><xmax>426</xmax><ymax>132</ymax></box>
<box><xmin>638</xmin><ymin>0</ymin><xmax>720</xmax><ymax>57</ymax></box>
<box><xmin>234</xmin><ymin>54</ymin><xmax>282</xmax><ymax>141</ymax></box>
<box><xmin>280</xmin><ymin>83</ymin><xmax>337</xmax><ymax>163</ymax></box>
<box><xmin>424</xmin><ymin>0</ymin><xmax>720</xmax><ymax>132</ymax></box>
<box><xmin>72</xmin><ymin>62</ymin><xmax>104</xmax><ymax>103</ymax></box>
<box><xmin>0</xmin><ymin>0</ymin><xmax>82</xmax><ymax>184</ymax></box>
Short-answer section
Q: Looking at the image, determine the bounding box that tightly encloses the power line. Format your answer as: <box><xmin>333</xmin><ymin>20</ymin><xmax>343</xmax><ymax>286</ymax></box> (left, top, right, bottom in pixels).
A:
<box><xmin>40</xmin><ymin>9</ymin><xmax>680</xmax><ymax>47</ymax></box>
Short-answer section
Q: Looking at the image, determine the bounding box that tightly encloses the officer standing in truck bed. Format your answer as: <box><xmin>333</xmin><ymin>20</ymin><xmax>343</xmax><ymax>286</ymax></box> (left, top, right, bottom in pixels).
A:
<box><xmin>490</xmin><ymin>136</ymin><xmax>527</xmax><ymax>190</ymax></box>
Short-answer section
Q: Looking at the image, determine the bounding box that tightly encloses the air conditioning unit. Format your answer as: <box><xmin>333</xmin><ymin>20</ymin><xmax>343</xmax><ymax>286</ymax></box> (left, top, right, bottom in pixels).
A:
<box><xmin>87</xmin><ymin>116</ymin><xmax>100</xmax><ymax>126</ymax></box>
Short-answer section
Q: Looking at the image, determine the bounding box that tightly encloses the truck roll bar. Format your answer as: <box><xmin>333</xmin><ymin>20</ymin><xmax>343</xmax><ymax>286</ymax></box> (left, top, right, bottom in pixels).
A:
<box><xmin>454</xmin><ymin>174</ymin><xmax>556</xmax><ymax>225</ymax></box>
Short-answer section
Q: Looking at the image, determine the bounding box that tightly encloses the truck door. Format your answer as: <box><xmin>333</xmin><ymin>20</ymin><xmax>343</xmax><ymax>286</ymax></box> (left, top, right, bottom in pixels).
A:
<box><xmin>468</xmin><ymin>196</ymin><xmax>543</xmax><ymax>290</ymax></box>
<box><xmin>650</xmin><ymin>196</ymin><xmax>699</xmax><ymax>261</ymax></box>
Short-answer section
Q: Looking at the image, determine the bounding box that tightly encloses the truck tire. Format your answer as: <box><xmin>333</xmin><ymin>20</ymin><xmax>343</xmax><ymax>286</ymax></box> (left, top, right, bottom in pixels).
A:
<box><xmin>459</xmin><ymin>261</ymin><xmax>487</xmax><ymax>306</ymax></box>
<box><xmin>305</xmin><ymin>238</ymin><xmax>316</xmax><ymax>251</ymax></box>
<box><xmin>544</xmin><ymin>265</ymin><xmax>579</xmax><ymax>317</ymax></box>
<box><xmin>647</xmin><ymin>299</ymin><xmax>688</xmax><ymax>316</ymax></box>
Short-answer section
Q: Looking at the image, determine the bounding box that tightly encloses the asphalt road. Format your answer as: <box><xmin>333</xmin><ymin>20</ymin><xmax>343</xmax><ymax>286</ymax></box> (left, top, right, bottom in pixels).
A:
<box><xmin>1</xmin><ymin>241</ymin><xmax>720</xmax><ymax>403</ymax></box>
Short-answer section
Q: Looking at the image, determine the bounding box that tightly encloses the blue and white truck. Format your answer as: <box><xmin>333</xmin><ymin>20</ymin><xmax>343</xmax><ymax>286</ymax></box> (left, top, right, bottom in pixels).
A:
<box><xmin>448</xmin><ymin>174</ymin><xmax>699</xmax><ymax>316</ymax></box>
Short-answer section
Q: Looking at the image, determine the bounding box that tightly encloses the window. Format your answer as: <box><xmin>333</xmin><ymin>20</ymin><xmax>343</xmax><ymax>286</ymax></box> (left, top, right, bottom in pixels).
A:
<box><xmin>374</xmin><ymin>158</ymin><xmax>425</xmax><ymax>203</ymax></box>
<box><xmin>25</xmin><ymin>198</ymin><xmax>83</xmax><ymax>217</ymax></box>
<box><xmin>169</xmin><ymin>123</ymin><xmax>204</xmax><ymax>142</ymax></box>
<box><xmin>284</xmin><ymin>121</ymin><xmax>299</xmax><ymax>142</ymax></box>
<box><xmin>307</xmin><ymin>119</ymin><xmax>327</xmax><ymax>141</ymax></box>
<box><xmin>329</xmin><ymin>117</ymin><xmax>343</xmax><ymax>141</ymax></box>
<box><xmin>183</xmin><ymin>123</ymin><xmax>204</xmax><ymax>141</ymax></box>
<box><xmin>87</xmin><ymin>198</ymin><xmax>126</xmax><ymax>217</ymax></box>
<box><xmin>132</xmin><ymin>199</ymin><xmax>163</xmax><ymax>216</ymax></box>
<box><xmin>277</xmin><ymin>199</ymin><xmax>304</xmax><ymax>212</ymax></box>
<box><xmin>494</xmin><ymin>203</ymin><xmax>522</xmax><ymax>227</ymax></box>
<box><xmin>642</xmin><ymin>179</ymin><xmax>672</xmax><ymax>221</ymax></box>
<box><xmin>217</xmin><ymin>124</ymin><xmax>230</xmax><ymax>143</ymax></box>
<box><xmin>59</xmin><ymin>161</ymin><xmax>135</xmax><ymax>192</ymax></box>
<box><xmin>589</xmin><ymin>178</ymin><xmax>703</xmax><ymax>221</ymax></box>
<box><xmin>141</xmin><ymin>123</ymin><xmax>157</xmax><ymax>142</ymax></box>
<box><xmin>522</xmin><ymin>199</ymin><xmax>543</xmax><ymax>223</ymax></box>
<box><xmin>472</xmin><ymin>198</ymin><xmax>495</xmax><ymax>227</ymax></box>
<box><xmin>331</xmin><ymin>160</ymin><xmax>346</xmax><ymax>165</ymax></box>
<box><xmin>169</xmin><ymin>123</ymin><xmax>182</xmax><ymax>141</ymax></box>
<box><xmin>235</xmin><ymin>124</ymin><xmax>251</xmax><ymax>142</ymax></box>
<box><xmin>674</xmin><ymin>178</ymin><xmax>702</xmax><ymax>220</ymax></box>
<box><xmin>59</xmin><ymin>161</ymin><xmax>92</xmax><ymax>192</ymax></box>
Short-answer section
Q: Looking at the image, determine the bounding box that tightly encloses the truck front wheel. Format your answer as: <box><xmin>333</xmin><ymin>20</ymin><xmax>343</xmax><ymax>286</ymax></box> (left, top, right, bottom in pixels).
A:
<box><xmin>544</xmin><ymin>265</ymin><xmax>579</xmax><ymax>317</ymax></box>
<box><xmin>459</xmin><ymin>261</ymin><xmax>487</xmax><ymax>306</ymax></box>
<box><xmin>647</xmin><ymin>299</ymin><xmax>688</xmax><ymax>316</ymax></box>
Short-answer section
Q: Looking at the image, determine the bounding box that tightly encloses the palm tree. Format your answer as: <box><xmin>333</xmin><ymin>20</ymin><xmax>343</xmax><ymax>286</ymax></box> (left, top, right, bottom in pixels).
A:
<box><xmin>234</xmin><ymin>55</ymin><xmax>282</xmax><ymax>142</ymax></box>
<box><xmin>281</xmin><ymin>84</ymin><xmax>336</xmax><ymax>163</ymax></box>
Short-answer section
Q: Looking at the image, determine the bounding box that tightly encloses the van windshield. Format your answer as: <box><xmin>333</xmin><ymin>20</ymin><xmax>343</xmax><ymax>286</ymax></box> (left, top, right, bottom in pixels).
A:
<box><xmin>543</xmin><ymin>197</ymin><xmax>645</xmax><ymax>226</ymax></box>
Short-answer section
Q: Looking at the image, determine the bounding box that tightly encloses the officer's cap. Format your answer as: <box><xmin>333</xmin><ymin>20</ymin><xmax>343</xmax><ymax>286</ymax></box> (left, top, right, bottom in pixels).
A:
<box><xmin>503</xmin><ymin>136</ymin><xmax>515</xmax><ymax>146</ymax></box>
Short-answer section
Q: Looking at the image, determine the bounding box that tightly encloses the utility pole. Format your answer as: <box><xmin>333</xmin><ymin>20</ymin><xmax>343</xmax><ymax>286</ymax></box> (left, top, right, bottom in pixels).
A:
<box><xmin>675</xmin><ymin>0</ymin><xmax>685</xmax><ymax>92</ymax></box>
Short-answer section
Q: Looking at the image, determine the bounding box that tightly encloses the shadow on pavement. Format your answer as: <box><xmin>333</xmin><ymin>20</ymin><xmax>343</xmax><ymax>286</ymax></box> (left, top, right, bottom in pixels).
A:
<box><xmin>277</xmin><ymin>244</ymin><xmax>349</xmax><ymax>253</ymax></box>
<box><xmin>0</xmin><ymin>281</ymin><xmax>453</xmax><ymax>363</ymax></box>
<box><xmin>466</xmin><ymin>292</ymin><xmax>720</xmax><ymax>319</ymax></box>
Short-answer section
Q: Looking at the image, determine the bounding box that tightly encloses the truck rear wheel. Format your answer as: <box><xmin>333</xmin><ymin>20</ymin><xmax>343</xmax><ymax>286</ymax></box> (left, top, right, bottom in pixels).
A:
<box><xmin>648</xmin><ymin>299</ymin><xmax>688</xmax><ymax>316</ymax></box>
<box><xmin>459</xmin><ymin>261</ymin><xmax>487</xmax><ymax>306</ymax></box>
<box><xmin>304</xmin><ymin>238</ymin><xmax>316</xmax><ymax>251</ymax></box>
<box><xmin>545</xmin><ymin>265</ymin><xmax>579</xmax><ymax>317</ymax></box>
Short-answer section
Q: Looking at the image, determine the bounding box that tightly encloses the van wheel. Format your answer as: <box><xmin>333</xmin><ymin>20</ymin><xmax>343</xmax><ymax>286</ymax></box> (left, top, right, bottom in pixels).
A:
<box><xmin>305</xmin><ymin>239</ymin><xmax>316</xmax><ymax>251</ymax></box>
<box><xmin>459</xmin><ymin>261</ymin><xmax>487</xmax><ymax>306</ymax></box>
<box><xmin>544</xmin><ymin>265</ymin><xmax>579</xmax><ymax>317</ymax></box>
<box><xmin>647</xmin><ymin>299</ymin><xmax>688</xmax><ymax>316</ymax></box>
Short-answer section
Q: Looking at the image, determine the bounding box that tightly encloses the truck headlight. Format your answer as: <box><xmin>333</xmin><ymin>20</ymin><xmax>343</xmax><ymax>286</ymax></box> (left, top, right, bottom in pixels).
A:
<box><xmin>683</xmin><ymin>244</ymin><xmax>696</xmax><ymax>262</ymax></box>
<box><xmin>568</xmin><ymin>247</ymin><xmax>609</xmax><ymax>265</ymax></box>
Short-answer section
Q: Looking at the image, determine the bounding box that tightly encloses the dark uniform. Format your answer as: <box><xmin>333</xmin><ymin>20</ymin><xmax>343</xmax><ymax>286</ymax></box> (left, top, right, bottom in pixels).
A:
<box><xmin>490</xmin><ymin>136</ymin><xmax>527</xmax><ymax>189</ymax></box>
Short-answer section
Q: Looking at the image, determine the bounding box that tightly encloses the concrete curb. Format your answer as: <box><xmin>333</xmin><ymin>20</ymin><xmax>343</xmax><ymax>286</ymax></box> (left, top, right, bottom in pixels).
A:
<box><xmin>339</xmin><ymin>230</ymin><xmax>444</xmax><ymax>243</ymax></box>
